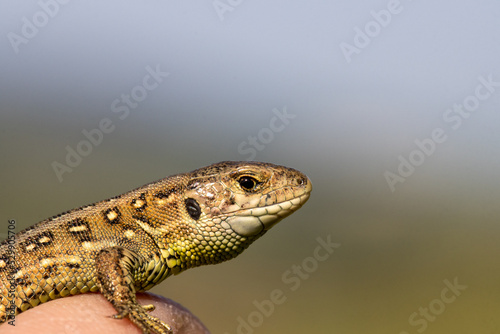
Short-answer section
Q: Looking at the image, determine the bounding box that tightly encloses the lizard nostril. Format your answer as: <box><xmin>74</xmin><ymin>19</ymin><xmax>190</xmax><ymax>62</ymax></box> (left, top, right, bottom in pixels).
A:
<box><xmin>297</xmin><ymin>177</ymin><xmax>307</xmax><ymax>186</ymax></box>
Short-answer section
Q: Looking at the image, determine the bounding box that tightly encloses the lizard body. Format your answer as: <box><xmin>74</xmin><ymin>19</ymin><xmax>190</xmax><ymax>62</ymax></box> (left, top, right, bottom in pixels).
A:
<box><xmin>0</xmin><ymin>161</ymin><xmax>312</xmax><ymax>333</ymax></box>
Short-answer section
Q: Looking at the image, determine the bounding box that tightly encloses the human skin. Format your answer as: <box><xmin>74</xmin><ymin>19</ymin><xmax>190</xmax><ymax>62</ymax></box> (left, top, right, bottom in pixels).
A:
<box><xmin>1</xmin><ymin>293</ymin><xmax>210</xmax><ymax>334</ymax></box>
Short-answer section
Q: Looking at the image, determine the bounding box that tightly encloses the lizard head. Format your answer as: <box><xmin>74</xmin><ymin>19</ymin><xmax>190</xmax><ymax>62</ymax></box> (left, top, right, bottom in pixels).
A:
<box><xmin>160</xmin><ymin>161</ymin><xmax>312</xmax><ymax>270</ymax></box>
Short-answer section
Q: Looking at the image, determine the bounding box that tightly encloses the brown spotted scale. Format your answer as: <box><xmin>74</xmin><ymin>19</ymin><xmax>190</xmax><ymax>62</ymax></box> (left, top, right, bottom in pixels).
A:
<box><xmin>0</xmin><ymin>161</ymin><xmax>312</xmax><ymax>333</ymax></box>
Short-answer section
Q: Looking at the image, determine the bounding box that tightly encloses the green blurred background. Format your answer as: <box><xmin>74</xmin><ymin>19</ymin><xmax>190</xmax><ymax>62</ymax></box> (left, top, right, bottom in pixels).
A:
<box><xmin>1</xmin><ymin>1</ymin><xmax>500</xmax><ymax>333</ymax></box>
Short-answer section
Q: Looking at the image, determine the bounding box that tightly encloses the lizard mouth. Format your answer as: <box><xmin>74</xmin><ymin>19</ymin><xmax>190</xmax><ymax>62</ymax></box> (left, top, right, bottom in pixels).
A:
<box><xmin>225</xmin><ymin>191</ymin><xmax>311</xmax><ymax>237</ymax></box>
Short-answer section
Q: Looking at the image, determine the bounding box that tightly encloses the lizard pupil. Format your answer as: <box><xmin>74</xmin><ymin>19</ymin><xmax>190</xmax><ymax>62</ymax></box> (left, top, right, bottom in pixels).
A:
<box><xmin>238</xmin><ymin>176</ymin><xmax>257</xmax><ymax>191</ymax></box>
<box><xmin>185</xmin><ymin>198</ymin><xmax>201</xmax><ymax>220</ymax></box>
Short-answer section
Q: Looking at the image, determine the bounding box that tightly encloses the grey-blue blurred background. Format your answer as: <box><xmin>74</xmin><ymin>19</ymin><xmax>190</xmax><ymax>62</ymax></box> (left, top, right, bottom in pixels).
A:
<box><xmin>1</xmin><ymin>1</ymin><xmax>500</xmax><ymax>333</ymax></box>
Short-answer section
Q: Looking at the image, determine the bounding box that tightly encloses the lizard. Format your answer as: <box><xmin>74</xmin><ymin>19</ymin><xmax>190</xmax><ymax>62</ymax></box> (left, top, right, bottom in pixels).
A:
<box><xmin>0</xmin><ymin>161</ymin><xmax>312</xmax><ymax>333</ymax></box>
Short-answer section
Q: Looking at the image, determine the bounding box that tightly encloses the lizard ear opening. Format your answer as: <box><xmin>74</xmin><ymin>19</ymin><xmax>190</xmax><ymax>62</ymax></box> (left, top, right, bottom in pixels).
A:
<box><xmin>185</xmin><ymin>198</ymin><xmax>201</xmax><ymax>220</ymax></box>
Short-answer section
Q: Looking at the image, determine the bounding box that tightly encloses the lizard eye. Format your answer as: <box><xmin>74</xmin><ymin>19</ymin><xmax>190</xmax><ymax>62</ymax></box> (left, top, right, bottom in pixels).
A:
<box><xmin>238</xmin><ymin>176</ymin><xmax>258</xmax><ymax>191</ymax></box>
<box><xmin>185</xmin><ymin>198</ymin><xmax>201</xmax><ymax>220</ymax></box>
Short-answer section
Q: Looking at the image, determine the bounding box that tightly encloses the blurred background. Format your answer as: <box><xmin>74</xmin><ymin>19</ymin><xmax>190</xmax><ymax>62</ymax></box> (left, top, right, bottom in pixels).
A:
<box><xmin>1</xmin><ymin>1</ymin><xmax>500</xmax><ymax>333</ymax></box>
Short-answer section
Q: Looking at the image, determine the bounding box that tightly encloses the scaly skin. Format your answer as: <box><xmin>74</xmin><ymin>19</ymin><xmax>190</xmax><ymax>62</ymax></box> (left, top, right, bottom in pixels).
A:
<box><xmin>0</xmin><ymin>161</ymin><xmax>312</xmax><ymax>333</ymax></box>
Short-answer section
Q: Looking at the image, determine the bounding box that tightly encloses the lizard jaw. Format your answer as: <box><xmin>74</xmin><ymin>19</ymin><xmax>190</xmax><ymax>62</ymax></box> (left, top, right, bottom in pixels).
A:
<box><xmin>225</xmin><ymin>191</ymin><xmax>311</xmax><ymax>237</ymax></box>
